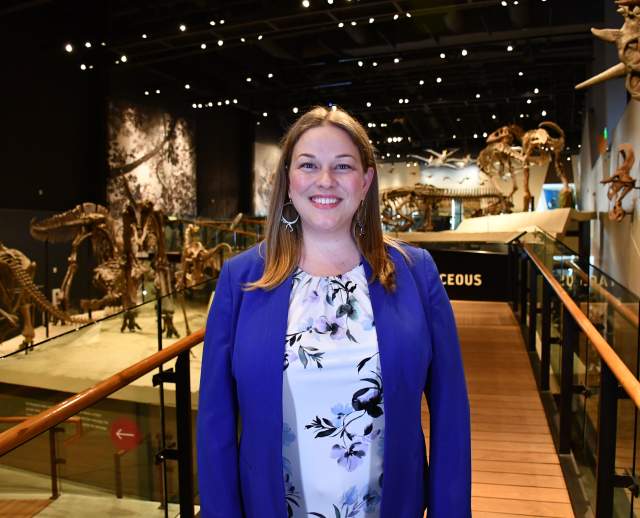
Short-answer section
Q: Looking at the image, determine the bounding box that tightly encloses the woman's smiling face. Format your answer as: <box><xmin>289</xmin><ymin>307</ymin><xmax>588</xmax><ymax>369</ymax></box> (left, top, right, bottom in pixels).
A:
<box><xmin>288</xmin><ymin>123</ymin><xmax>373</xmax><ymax>238</ymax></box>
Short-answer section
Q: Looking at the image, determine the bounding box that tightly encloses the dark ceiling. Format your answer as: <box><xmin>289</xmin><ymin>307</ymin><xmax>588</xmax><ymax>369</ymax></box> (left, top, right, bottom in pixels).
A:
<box><xmin>3</xmin><ymin>0</ymin><xmax>605</xmax><ymax>159</ymax></box>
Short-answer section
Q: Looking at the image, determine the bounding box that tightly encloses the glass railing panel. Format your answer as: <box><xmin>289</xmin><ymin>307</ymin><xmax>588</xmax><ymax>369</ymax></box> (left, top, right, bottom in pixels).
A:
<box><xmin>612</xmin><ymin>397</ymin><xmax>637</xmax><ymax>516</ymax></box>
<box><xmin>0</xmin><ymin>372</ymin><xmax>190</xmax><ymax>515</ymax></box>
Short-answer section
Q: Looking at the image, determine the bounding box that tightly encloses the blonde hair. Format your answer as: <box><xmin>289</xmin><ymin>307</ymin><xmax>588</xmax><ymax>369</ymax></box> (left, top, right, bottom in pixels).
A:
<box><xmin>246</xmin><ymin>106</ymin><xmax>406</xmax><ymax>292</ymax></box>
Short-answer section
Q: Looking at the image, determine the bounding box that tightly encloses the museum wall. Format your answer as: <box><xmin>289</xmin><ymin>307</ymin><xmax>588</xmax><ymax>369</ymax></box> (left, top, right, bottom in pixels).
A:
<box><xmin>197</xmin><ymin>109</ymin><xmax>255</xmax><ymax>218</ymax></box>
<box><xmin>579</xmin><ymin>101</ymin><xmax>640</xmax><ymax>297</ymax></box>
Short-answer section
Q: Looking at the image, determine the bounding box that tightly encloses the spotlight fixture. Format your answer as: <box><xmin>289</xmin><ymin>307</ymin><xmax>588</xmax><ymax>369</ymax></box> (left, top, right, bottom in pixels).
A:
<box><xmin>419</xmin><ymin>80</ymin><xmax>425</xmax><ymax>85</ymax></box>
<box><xmin>393</xmin><ymin>57</ymin><xmax>400</xmax><ymax>63</ymax></box>
<box><xmin>436</xmin><ymin>77</ymin><xmax>442</xmax><ymax>83</ymax></box>
<box><xmin>302</xmin><ymin>0</ymin><xmax>310</xmax><ymax>7</ymax></box>
<box><xmin>393</xmin><ymin>14</ymin><xmax>399</xmax><ymax>20</ymax></box>
<box><xmin>192</xmin><ymin>103</ymin><xmax>197</xmax><ymax>108</ymax></box>
<box><xmin>475</xmin><ymin>93</ymin><xmax>481</xmax><ymax>99</ymax></box>
<box><xmin>369</xmin><ymin>17</ymin><xmax>374</xmax><ymax>23</ymax></box>
<box><xmin>121</xmin><ymin>54</ymin><xmax>128</xmax><ymax>62</ymax></box>
<box><xmin>64</xmin><ymin>43</ymin><xmax>73</xmax><ymax>53</ymax></box>
<box><xmin>233</xmin><ymin>99</ymin><xmax>238</xmax><ymax>104</ymax></box>
<box><xmin>263</xmin><ymin>112</ymin><xmax>268</xmax><ymax>117</ymax></box>
<box><xmin>328</xmin><ymin>0</ymin><xmax>334</xmax><ymax>4</ymax></box>
<box><xmin>185</xmin><ymin>84</ymin><xmax>190</xmax><ymax>89</ymax></box>
<box><xmin>440</xmin><ymin>52</ymin><xmax>446</xmax><ymax>59</ymax></box>
<box><xmin>142</xmin><ymin>34</ymin><xmax>148</xmax><ymax>39</ymax></box>
<box><xmin>84</xmin><ymin>41</ymin><xmax>91</xmax><ymax>48</ymax></box>
<box><xmin>155</xmin><ymin>89</ymin><xmax>160</xmax><ymax>94</ymax></box>
<box><xmin>179</xmin><ymin>24</ymin><xmax>186</xmax><ymax>32</ymax></box>
<box><xmin>473</xmin><ymin>133</ymin><xmax>478</xmax><ymax>139</ymax></box>
<box><xmin>406</xmin><ymin>12</ymin><xmax>411</xmax><ymax>17</ymax></box>
<box><xmin>240</xmin><ymin>37</ymin><xmax>246</xmax><ymax>43</ymax></box>
<box><xmin>209</xmin><ymin>20</ymin><xmax>216</xmax><ymax>26</ymax></box>
<box><xmin>482</xmin><ymin>132</ymin><xmax>488</xmax><ymax>138</ymax></box>
<box><xmin>338</xmin><ymin>22</ymin><xmax>344</xmax><ymax>28</ymax></box>
<box><xmin>507</xmin><ymin>45</ymin><xmax>513</xmax><ymax>52</ymax></box>
<box><xmin>293</xmin><ymin>107</ymin><xmax>299</xmax><ymax>113</ymax></box>
<box><xmin>357</xmin><ymin>60</ymin><xmax>363</xmax><ymax>67</ymax></box>
<box><xmin>452</xmin><ymin>134</ymin><xmax>457</xmax><ymax>139</ymax></box>
<box><xmin>220</xmin><ymin>19</ymin><xmax>225</xmax><ymax>24</ymax></box>
<box><xmin>541</xmin><ymin>110</ymin><xmax>547</xmax><ymax>116</ymax></box>
<box><xmin>351</xmin><ymin>21</ymin><xmax>357</xmax><ymax>26</ymax></box>
<box><xmin>80</xmin><ymin>64</ymin><xmax>87</xmax><ymax>70</ymax></box>
<box><xmin>208</xmin><ymin>102</ymin><xmax>213</xmax><ymax>107</ymax></box>
<box><xmin>268</xmin><ymin>73</ymin><xmax>274</xmax><ymax>78</ymax></box>
<box><xmin>218</xmin><ymin>40</ymin><xmax>224</xmax><ymax>46</ymax></box>
<box><xmin>258</xmin><ymin>35</ymin><xmax>263</xmax><ymax>40</ymax></box>
<box><xmin>366</xmin><ymin>101</ymin><xmax>372</xmax><ymax>107</ymax></box>
<box><xmin>461</xmin><ymin>49</ymin><xmax>468</xmax><ymax>56</ymax></box>
<box><xmin>534</xmin><ymin>87</ymin><xmax>540</xmax><ymax>94</ymax></box>
<box><xmin>246</xmin><ymin>77</ymin><xmax>252</xmax><ymax>82</ymax></box>
<box><xmin>201</xmin><ymin>43</ymin><xmax>207</xmax><ymax>49</ymax></box>
<box><xmin>526</xmin><ymin>99</ymin><xmax>532</xmax><ymax>104</ymax></box>
<box><xmin>145</xmin><ymin>90</ymin><xmax>149</xmax><ymax>95</ymax></box>
<box><xmin>372</xmin><ymin>61</ymin><xmax>378</xmax><ymax>67</ymax></box>
<box><xmin>491</xmin><ymin>114</ymin><xmax>497</xmax><ymax>120</ymax></box>
<box><xmin>218</xmin><ymin>101</ymin><xmax>222</xmax><ymax>106</ymax></box>
<box><xmin>518</xmin><ymin>71</ymin><xmax>524</xmax><ymax>77</ymax></box>
<box><xmin>225</xmin><ymin>99</ymin><xmax>230</xmax><ymax>105</ymax></box>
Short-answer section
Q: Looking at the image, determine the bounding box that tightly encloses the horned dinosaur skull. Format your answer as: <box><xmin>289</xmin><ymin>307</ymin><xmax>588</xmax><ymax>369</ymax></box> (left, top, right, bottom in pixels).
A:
<box><xmin>576</xmin><ymin>0</ymin><xmax>640</xmax><ymax>100</ymax></box>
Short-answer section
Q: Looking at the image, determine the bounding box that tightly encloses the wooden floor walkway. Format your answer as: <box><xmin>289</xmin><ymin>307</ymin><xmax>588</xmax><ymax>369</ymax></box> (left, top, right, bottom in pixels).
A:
<box><xmin>423</xmin><ymin>300</ymin><xmax>574</xmax><ymax>518</ymax></box>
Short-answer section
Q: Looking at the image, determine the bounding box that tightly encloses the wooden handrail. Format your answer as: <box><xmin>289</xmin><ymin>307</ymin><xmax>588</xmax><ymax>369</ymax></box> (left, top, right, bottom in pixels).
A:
<box><xmin>525</xmin><ymin>245</ymin><xmax>640</xmax><ymax>409</ymax></box>
<box><xmin>567</xmin><ymin>260</ymin><xmax>639</xmax><ymax>329</ymax></box>
<box><xmin>0</xmin><ymin>328</ymin><xmax>205</xmax><ymax>457</ymax></box>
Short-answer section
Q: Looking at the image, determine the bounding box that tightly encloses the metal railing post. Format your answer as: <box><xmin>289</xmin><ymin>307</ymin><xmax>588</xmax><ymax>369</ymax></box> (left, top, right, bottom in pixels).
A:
<box><xmin>175</xmin><ymin>351</ymin><xmax>195</xmax><ymax>518</ymax></box>
<box><xmin>520</xmin><ymin>254</ymin><xmax>528</xmax><ymax>328</ymax></box>
<box><xmin>528</xmin><ymin>261</ymin><xmax>538</xmax><ymax>352</ymax></box>
<box><xmin>559</xmin><ymin>307</ymin><xmax>577</xmax><ymax>454</ymax></box>
<box><xmin>114</xmin><ymin>450</ymin><xmax>124</xmax><ymax>498</ymax></box>
<box><xmin>540</xmin><ymin>281</ymin><xmax>551</xmax><ymax>391</ymax></box>
<box><xmin>595</xmin><ymin>361</ymin><xmax>618</xmax><ymax>518</ymax></box>
<box><xmin>48</xmin><ymin>428</ymin><xmax>59</xmax><ymax>499</ymax></box>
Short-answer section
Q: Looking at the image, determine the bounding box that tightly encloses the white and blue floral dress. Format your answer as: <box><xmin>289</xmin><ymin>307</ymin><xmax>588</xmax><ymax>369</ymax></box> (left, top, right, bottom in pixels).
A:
<box><xmin>282</xmin><ymin>264</ymin><xmax>384</xmax><ymax>518</ymax></box>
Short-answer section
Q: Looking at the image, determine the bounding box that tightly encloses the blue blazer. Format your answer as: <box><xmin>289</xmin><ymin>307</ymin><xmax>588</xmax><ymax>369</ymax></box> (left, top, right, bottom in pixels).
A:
<box><xmin>197</xmin><ymin>244</ymin><xmax>471</xmax><ymax>518</ymax></box>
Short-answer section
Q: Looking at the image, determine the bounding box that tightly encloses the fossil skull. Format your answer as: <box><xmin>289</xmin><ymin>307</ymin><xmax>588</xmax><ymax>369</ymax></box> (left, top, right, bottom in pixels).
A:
<box><xmin>575</xmin><ymin>1</ymin><xmax>640</xmax><ymax>100</ymax></box>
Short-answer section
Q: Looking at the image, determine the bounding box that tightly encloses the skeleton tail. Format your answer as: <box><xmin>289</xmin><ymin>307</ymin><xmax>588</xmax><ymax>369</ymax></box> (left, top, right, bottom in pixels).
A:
<box><xmin>538</xmin><ymin>121</ymin><xmax>565</xmax><ymax>140</ymax></box>
<box><xmin>0</xmin><ymin>251</ymin><xmax>90</xmax><ymax>325</ymax></box>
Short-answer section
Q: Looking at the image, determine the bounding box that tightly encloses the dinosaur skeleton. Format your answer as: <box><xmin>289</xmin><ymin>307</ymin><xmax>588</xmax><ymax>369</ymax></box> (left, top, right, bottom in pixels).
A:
<box><xmin>175</xmin><ymin>225</ymin><xmax>233</xmax><ymax>291</ymax></box>
<box><xmin>380</xmin><ymin>185</ymin><xmax>508</xmax><ymax>232</ymax></box>
<box><xmin>0</xmin><ymin>243</ymin><xmax>84</xmax><ymax>349</ymax></box>
<box><xmin>575</xmin><ymin>0</ymin><xmax>640</xmax><ymax>100</ymax></box>
<box><xmin>477</xmin><ymin>125</ymin><xmax>524</xmax><ymax>202</ymax></box>
<box><xmin>601</xmin><ymin>143</ymin><xmax>638</xmax><ymax>220</ymax></box>
<box><xmin>477</xmin><ymin>122</ymin><xmax>570</xmax><ymax>211</ymax></box>
<box><xmin>521</xmin><ymin>122</ymin><xmax>569</xmax><ymax>211</ymax></box>
<box><xmin>30</xmin><ymin>203</ymin><xmax>121</xmax><ymax>312</ymax></box>
<box><xmin>409</xmin><ymin>149</ymin><xmax>476</xmax><ymax>169</ymax></box>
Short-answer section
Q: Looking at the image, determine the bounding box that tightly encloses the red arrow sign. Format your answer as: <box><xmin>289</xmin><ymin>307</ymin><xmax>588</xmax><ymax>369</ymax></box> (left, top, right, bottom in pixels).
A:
<box><xmin>109</xmin><ymin>417</ymin><xmax>141</xmax><ymax>451</ymax></box>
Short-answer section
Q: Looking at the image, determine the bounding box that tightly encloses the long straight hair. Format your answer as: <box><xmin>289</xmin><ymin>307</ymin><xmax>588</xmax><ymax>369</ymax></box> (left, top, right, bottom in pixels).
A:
<box><xmin>245</xmin><ymin>106</ymin><xmax>406</xmax><ymax>292</ymax></box>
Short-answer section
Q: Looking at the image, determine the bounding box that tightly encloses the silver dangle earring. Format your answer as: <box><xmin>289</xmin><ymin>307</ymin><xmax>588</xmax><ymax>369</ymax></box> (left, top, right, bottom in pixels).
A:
<box><xmin>356</xmin><ymin>201</ymin><xmax>366</xmax><ymax>237</ymax></box>
<box><xmin>281</xmin><ymin>200</ymin><xmax>300</xmax><ymax>232</ymax></box>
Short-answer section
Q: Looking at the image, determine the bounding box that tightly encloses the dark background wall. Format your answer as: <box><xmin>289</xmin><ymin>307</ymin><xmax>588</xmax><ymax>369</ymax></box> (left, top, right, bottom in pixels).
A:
<box><xmin>196</xmin><ymin>108</ymin><xmax>255</xmax><ymax>218</ymax></box>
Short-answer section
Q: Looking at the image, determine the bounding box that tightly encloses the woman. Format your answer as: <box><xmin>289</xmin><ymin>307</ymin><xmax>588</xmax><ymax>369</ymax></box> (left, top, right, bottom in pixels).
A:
<box><xmin>197</xmin><ymin>106</ymin><xmax>471</xmax><ymax>518</ymax></box>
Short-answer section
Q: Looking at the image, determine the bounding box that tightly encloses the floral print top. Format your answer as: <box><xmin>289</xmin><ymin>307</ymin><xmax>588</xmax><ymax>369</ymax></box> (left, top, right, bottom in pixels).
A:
<box><xmin>282</xmin><ymin>264</ymin><xmax>384</xmax><ymax>518</ymax></box>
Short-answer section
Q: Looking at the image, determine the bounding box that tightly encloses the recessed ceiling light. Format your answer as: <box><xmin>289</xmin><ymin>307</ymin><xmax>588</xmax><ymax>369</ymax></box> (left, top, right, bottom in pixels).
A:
<box><xmin>84</xmin><ymin>41</ymin><xmax>91</xmax><ymax>48</ymax></box>
<box><xmin>142</xmin><ymin>34</ymin><xmax>148</xmax><ymax>39</ymax></box>
<box><xmin>393</xmin><ymin>14</ymin><xmax>399</xmax><ymax>20</ymax></box>
<box><xmin>258</xmin><ymin>35</ymin><xmax>263</xmax><ymax>40</ymax></box>
<box><xmin>293</xmin><ymin>107</ymin><xmax>299</xmax><ymax>113</ymax></box>
<box><xmin>80</xmin><ymin>64</ymin><xmax>87</xmax><ymax>70</ymax></box>
<box><xmin>541</xmin><ymin>110</ymin><xmax>547</xmax><ymax>116</ymax></box>
<box><xmin>436</xmin><ymin>77</ymin><xmax>442</xmax><ymax>83</ymax></box>
<box><xmin>218</xmin><ymin>40</ymin><xmax>224</xmax><ymax>46</ymax></box>
<box><xmin>201</xmin><ymin>43</ymin><xmax>207</xmax><ymax>49</ymax></box>
<box><xmin>475</xmin><ymin>93</ymin><xmax>481</xmax><ymax>98</ymax></box>
<box><xmin>209</xmin><ymin>20</ymin><xmax>216</xmax><ymax>26</ymax></box>
<box><xmin>507</xmin><ymin>45</ymin><xmax>513</xmax><ymax>52</ymax></box>
<box><xmin>145</xmin><ymin>90</ymin><xmax>149</xmax><ymax>95</ymax></box>
<box><xmin>338</xmin><ymin>22</ymin><xmax>344</xmax><ymax>28</ymax></box>
<box><xmin>473</xmin><ymin>133</ymin><xmax>478</xmax><ymax>139</ymax></box>
<box><xmin>526</xmin><ymin>99</ymin><xmax>532</xmax><ymax>104</ymax></box>
<box><xmin>419</xmin><ymin>79</ymin><xmax>425</xmax><ymax>85</ymax></box>
<box><xmin>208</xmin><ymin>102</ymin><xmax>213</xmax><ymax>107</ymax></box>
<box><xmin>233</xmin><ymin>99</ymin><xmax>238</xmax><ymax>104</ymax></box>
<box><xmin>366</xmin><ymin>101</ymin><xmax>372</xmax><ymax>107</ymax></box>
<box><xmin>351</xmin><ymin>21</ymin><xmax>357</xmax><ymax>26</ymax></box>
<box><xmin>241</xmin><ymin>37</ymin><xmax>246</xmax><ymax>43</ymax></box>
<box><xmin>482</xmin><ymin>132</ymin><xmax>488</xmax><ymax>138</ymax></box>
<box><xmin>406</xmin><ymin>12</ymin><xmax>411</xmax><ymax>18</ymax></box>
<box><xmin>302</xmin><ymin>0</ymin><xmax>310</xmax><ymax>7</ymax></box>
<box><xmin>534</xmin><ymin>87</ymin><xmax>540</xmax><ymax>94</ymax></box>
<box><xmin>491</xmin><ymin>114</ymin><xmax>497</xmax><ymax>119</ymax></box>
<box><xmin>64</xmin><ymin>43</ymin><xmax>73</xmax><ymax>53</ymax></box>
<box><xmin>185</xmin><ymin>84</ymin><xmax>190</xmax><ymax>89</ymax></box>
<box><xmin>121</xmin><ymin>54</ymin><xmax>128</xmax><ymax>62</ymax></box>
<box><xmin>268</xmin><ymin>73</ymin><xmax>274</xmax><ymax>78</ymax></box>
<box><xmin>439</xmin><ymin>52</ymin><xmax>446</xmax><ymax>59</ymax></box>
<box><xmin>220</xmin><ymin>19</ymin><xmax>225</xmax><ymax>24</ymax></box>
<box><xmin>179</xmin><ymin>24</ymin><xmax>186</xmax><ymax>32</ymax></box>
<box><xmin>357</xmin><ymin>60</ymin><xmax>363</xmax><ymax>67</ymax></box>
<box><xmin>246</xmin><ymin>77</ymin><xmax>252</xmax><ymax>82</ymax></box>
<box><xmin>156</xmin><ymin>89</ymin><xmax>160</xmax><ymax>94</ymax></box>
<box><xmin>372</xmin><ymin>61</ymin><xmax>378</xmax><ymax>67</ymax></box>
<box><xmin>369</xmin><ymin>17</ymin><xmax>374</xmax><ymax>23</ymax></box>
<box><xmin>263</xmin><ymin>112</ymin><xmax>268</xmax><ymax>117</ymax></box>
<box><xmin>394</xmin><ymin>57</ymin><xmax>400</xmax><ymax>63</ymax></box>
<box><xmin>518</xmin><ymin>71</ymin><xmax>524</xmax><ymax>77</ymax></box>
